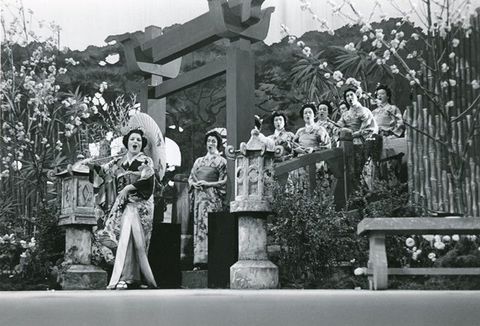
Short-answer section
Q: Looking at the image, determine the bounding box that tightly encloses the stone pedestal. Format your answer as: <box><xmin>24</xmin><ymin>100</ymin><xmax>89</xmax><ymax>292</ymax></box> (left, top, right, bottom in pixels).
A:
<box><xmin>226</xmin><ymin>130</ymin><xmax>280</xmax><ymax>289</ymax></box>
<box><xmin>230</xmin><ymin>215</ymin><xmax>278</xmax><ymax>289</ymax></box>
<box><xmin>56</xmin><ymin>164</ymin><xmax>107</xmax><ymax>290</ymax></box>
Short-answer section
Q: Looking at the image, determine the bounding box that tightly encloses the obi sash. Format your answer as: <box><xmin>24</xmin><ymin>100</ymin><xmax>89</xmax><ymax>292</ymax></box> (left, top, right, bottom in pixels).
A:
<box><xmin>195</xmin><ymin>166</ymin><xmax>219</xmax><ymax>182</ymax></box>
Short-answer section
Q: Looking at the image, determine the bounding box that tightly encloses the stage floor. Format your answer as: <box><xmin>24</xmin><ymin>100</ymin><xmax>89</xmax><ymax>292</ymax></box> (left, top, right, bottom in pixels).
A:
<box><xmin>1</xmin><ymin>289</ymin><xmax>479</xmax><ymax>326</ymax></box>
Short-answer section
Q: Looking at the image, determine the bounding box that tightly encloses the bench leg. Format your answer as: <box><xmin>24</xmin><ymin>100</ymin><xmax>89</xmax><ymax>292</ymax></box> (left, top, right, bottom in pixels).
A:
<box><xmin>368</xmin><ymin>232</ymin><xmax>388</xmax><ymax>290</ymax></box>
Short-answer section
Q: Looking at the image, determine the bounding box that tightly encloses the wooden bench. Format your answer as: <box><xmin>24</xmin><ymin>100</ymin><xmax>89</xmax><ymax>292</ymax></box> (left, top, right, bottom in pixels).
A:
<box><xmin>357</xmin><ymin>217</ymin><xmax>480</xmax><ymax>290</ymax></box>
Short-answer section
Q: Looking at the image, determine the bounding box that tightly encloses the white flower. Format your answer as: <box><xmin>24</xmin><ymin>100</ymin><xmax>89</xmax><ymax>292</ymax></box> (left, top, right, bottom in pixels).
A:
<box><xmin>428</xmin><ymin>252</ymin><xmax>436</xmax><ymax>260</ymax></box>
<box><xmin>452</xmin><ymin>38</ymin><xmax>460</xmax><ymax>47</ymax></box>
<box><xmin>406</xmin><ymin>237</ymin><xmax>415</xmax><ymax>247</ymax></box>
<box><xmin>411</xmin><ymin>33</ymin><xmax>419</xmax><ymax>40</ymax></box>
<box><xmin>383</xmin><ymin>50</ymin><xmax>390</xmax><ymax>60</ymax></box>
<box><xmin>324</xmin><ymin>73</ymin><xmax>331</xmax><ymax>79</ymax></box>
<box><xmin>472</xmin><ymin>80</ymin><xmax>480</xmax><ymax>90</ymax></box>
<box><xmin>441</xmin><ymin>63</ymin><xmax>449</xmax><ymax>72</ymax></box>
<box><xmin>422</xmin><ymin>235</ymin><xmax>434</xmax><ymax>241</ymax></box>
<box><xmin>434</xmin><ymin>242</ymin><xmax>445</xmax><ymax>250</ymax></box>
<box><xmin>452</xmin><ymin>235</ymin><xmax>460</xmax><ymax>241</ymax></box>
<box><xmin>297</xmin><ymin>41</ymin><xmax>305</xmax><ymax>48</ymax></box>
<box><xmin>434</xmin><ymin>235</ymin><xmax>442</xmax><ymax>243</ymax></box>
<box><xmin>390</xmin><ymin>65</ymin><xmax>399</xmax><ymax>74</ymax></box>
<box><xmin>441</xmin><ymin>81</ymin><xmax>449</xmax><ymax>88</ymax></box>
<box><xmin>105</xmin><ymin>131</ymin><xmax>114</xmax><ymax>141</ymax></box>
<box><xmin>449</xmin><ymin>52</ymin><xmax>455</xmax><ymax>59</ymax></box>
<box><xmin>336</xmin><ymin>81</ymin><xmax>344</xmax><ymax>88</ymax></box>
<box><xmin>11</xmin><ymin>161</ymin><xmax>22</xmax><ymax>171</ymax></box>
<box><xmin>302</xmin><ymin>46</ymin><xmax>312</xmax><ymax>57</ymax></box>
<box><xmin>344</xmin><ymin>42</ymin><xmax>356</xmax><ymax>51</ymax></box>
<box><xmin>445</xmin><ymin>101</ymin><xmax>454</xmax><ymax>108</ymax></box>
<box><xmin>332</xmin><ymin>70</ymin><xmax>343</xmax><ymax>81</ymax></box>
<box><xmin>362</xmin><ymin>35</ymin><xmax>368</xmax><ymax>42</ymax></box>
<box><xmin>288</xmin><ymin>35</ymin><xmax>296</xmax><ymax>44</ymax></box>
<box><xmin>449</xmin><ymin>79</ymin><xmax>457</xmax><ymax>87</ymax></box>
<box><xmin>442</xmin><ymin>235</ymin><xmax>451</xmax><ymax>242</ymax></box>
<box><xmin>354</xmin><ymin>267</ymin><xmax>364</xmax><ymax>276</ymax></box>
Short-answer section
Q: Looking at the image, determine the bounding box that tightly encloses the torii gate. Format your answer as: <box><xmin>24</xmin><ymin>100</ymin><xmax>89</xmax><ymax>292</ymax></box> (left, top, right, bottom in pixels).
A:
<box><xmin>110</xmin><ymin>0</ymin><xmax>275</xmax><ymax>200</ymax></box>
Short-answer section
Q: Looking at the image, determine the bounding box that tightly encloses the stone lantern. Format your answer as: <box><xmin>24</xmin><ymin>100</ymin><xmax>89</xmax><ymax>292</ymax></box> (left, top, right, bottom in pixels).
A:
<box><xmin>226</xmin><ymin>130</ymin><xmax>281</xmax><ymax>289</ymax></box>
<box><xmin>55</xmin><ymin>160</ymin><xmax>107</xmax><ymax>290</ymax></box>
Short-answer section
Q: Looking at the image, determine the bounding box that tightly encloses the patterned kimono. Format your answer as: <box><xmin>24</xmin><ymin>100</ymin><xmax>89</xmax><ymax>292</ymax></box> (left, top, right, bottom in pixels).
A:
<box><xmin>372</xmin><ymin>103</ymin><xmax>404</xmax><ymax>137</ymax></box>
<box><xmin>317</xmin><ymin>120</ymin><xmax>339</xmax><ymax>147</ymax></box>
<box><xmin>188</xmin><ymin>153</ymin><xmax>227</xmax><ymax>265</ymax></box>
<box><xmin>372</xmin><ymin>104</ymin><xmax>404</xmax><ymax>183</ymax></box>
<box><xmin>288</xmin><ymin>124</ymin><xmax>331</xmax><ymax>193</ymax></box>
<box><xmin>90</xmin><ymin>152</ymin><xmax>157</xmax><ymax>288</ymax></box>
<box><xmin>258</xmin><ymin>129</ymin><xmax>295</xmax><ymax>158</ymax></box>
<box><xmin>337</xmin><ymin>106</ymin><xmax>380</xmax><ymax>189</ymax></box>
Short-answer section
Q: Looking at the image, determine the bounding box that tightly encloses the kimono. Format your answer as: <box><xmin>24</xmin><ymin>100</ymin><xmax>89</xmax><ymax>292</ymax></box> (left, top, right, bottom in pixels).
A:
<box><xmin>337</xmin><ymin>105</ymin><xmax>378</xmax><ymax>145</ymax></box>
<box><xmin>258</xmin><ymin>129</ymin><xmax>295</xmax><ymax>157</ymax></box>
<box><xmin>372</xmin><ymin>103</ymin><xmax>404</xmax><ymax>137</ymax></box>
<box><xmin>287</xmin><ymin>124</ymin><xmax>331</xmax><ymax>193</ymax></box>
<box><xmin>337</xmin><ymin>106</ymin><xmax>380</xmax><ymax>189</ymax></box>
<box><xmin>90</xmin><ymin>152</ymin><xmax>157</xmax><ymax>288</ymax></box>
<box><xmin>317</xmin><ymin>119</ymin><xmax>339</xmax><ymax>147</ymax></box>
<box><xmin>188</xmin><ymin>153</ymin><xmax>227</xmax><ymax>265</ymax></box>
<box><xmin>372</xmin><ymin>104</ymin><xmax>404</xmax><ymax>183</ymax></box>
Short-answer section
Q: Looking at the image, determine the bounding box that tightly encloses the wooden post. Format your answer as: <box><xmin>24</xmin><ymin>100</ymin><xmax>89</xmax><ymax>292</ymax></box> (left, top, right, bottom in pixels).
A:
<box><xmin>226</xmin><ymin>38</ymin><xmax>255</xmax><ymax>201</ymax></box>
<box><xmin>368</xmin><ymin>232</ymin><xmax>388</xmax><ymax>290</ymax></box>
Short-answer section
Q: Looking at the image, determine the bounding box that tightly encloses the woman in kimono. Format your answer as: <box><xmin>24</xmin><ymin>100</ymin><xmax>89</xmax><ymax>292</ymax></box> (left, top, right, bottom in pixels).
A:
<box><xmin>86</xmin><ymin>128</ymin><xmax>157</xmax><ymax>290</ymax></box>
<box><xmin>337</xmin><ymin>88</ymin><xmax>378</xmax><ymax>144</ymax></box>
<box><xmin>372</xmin><ymin>85</ymin><xmax>404</xmax><ymax>138</ymax></box>
<box><xmin>287</xmin><ymin>103</ymin><xmax>331</xmax><ymax>193</ymax></box>
<box><xmin>188</xmin><ymin>130</ymin><xmax>227</xmax><ymax>270</ymax></box>
<box><xmin>372</xmin><ymin>85</ymin><xmax>405</xmax><ymax>183</ymax></box>
<box><xmin>257</xmin><ymin>111</ymin><xmax>295</xmax><ymax>157</ymax></box>
<box><xmin>337</xmin><ymin>88</ymin><xmax>379</xmax><ymax>188</ymax></box>
<box><xmin>293</xmin><ymin>103</ymin><xmax>331</xmax><ymax>155</ymax></box>
<box><xmin>316</xmin><ymin>101</ymin><xmax>339</xmax><ymax>147</ymax></box>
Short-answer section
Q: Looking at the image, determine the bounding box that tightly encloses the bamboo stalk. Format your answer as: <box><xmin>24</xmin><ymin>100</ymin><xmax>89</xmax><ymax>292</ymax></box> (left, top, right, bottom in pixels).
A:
<box><xmin>428</xmin><ymin>115</ymin><xmax>437</xmax><ymax>211</ymax></box>
<box><xmin>477</xmin><ymin>166</ymin><xmax>480</xmax><ymax>218</ymax></box>
<box><xmin>406</xmin><ymin>106</ymin><xmax>414</xmax><ymax>203</ymax></box>
<box><xmin>417</xmin><ymin>104</ymin><xmax>425</xmax><ymax>201</ymax></box>
<box><xmin>412</xmin><ymin>101</ymin><xmax>420</xmax><ymax>204</ymax></box>
<box><xmin>435</xmin><ymin>115</ymin><xmax>443</xmax><ymax>210</ymax></box>
<box><xmin>470</xmin><ymin>159</ymin><xmax>477</xmax><ymax>217</ymax></box>
<box><xmin>442</xmin><ymin>170</ymin><xmax>449</xmax><ymax>212</ymax></box>
<box><xmin>424</xmin><ymin>156</ymin><xmax>432</xmax><ymax>211</ymax></box>
<box><xmin>423</xmin><ymin>108</ymin><xmax>429</xmax><ymax>208</ymax></box>
<box><xmin>448</xmin><ymin>173</ymin><xmax>455</xmax><ymax>214</ymax></box>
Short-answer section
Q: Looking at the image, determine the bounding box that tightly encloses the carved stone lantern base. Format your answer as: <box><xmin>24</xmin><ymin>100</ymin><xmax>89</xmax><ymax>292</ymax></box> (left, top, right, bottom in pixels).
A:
<box><xmin>229</xmin><ymin>215</ymin><xmax>278</xmax><ymax>289</ymax></box>
<box><xmin>62</xmin><ymin>265</ymin><xmax>108</xmax><ymax>290</ymax></box>
<box><xmin>230</xmin><ymin>260</ymin><xmax>278</xmax><ymax>289</ymax></box>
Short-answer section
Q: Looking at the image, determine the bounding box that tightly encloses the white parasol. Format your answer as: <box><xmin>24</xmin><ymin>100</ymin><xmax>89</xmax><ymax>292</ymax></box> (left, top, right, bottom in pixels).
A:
<box><xmin>128</xmin><ymin>112</ymin><xmax>166</xmax><ymax>180</ymax></box>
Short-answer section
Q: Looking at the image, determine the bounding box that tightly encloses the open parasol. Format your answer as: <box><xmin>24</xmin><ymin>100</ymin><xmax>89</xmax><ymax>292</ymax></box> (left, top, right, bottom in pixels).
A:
<box><xmin>128</xmin><ymin>112</ymin><xmax>166</xmax><ymax>180</ymax></box>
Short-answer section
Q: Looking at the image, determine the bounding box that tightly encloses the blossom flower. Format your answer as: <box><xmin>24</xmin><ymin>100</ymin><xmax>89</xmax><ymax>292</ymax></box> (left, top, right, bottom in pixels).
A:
<box><xmin>324</xmin><ymin>73</ymin><xmax>331</xmax><ymax>79</ymax></box>
<box><xmin>452</xmin><ymin>38</ymin><xmax>460</xmax><ymax>47</ymax></box>
<box><xmin>441</xmin><ymin>63</ymin><xmax>449</xmax><ymax>73</ymax></box>
<box><xmin>297</xmin><ymin>41</ymin><xmax>305</xmax><ymax>48</ymax></box>
<box><xmin>434</xmin><ymin>235</ymin><xmax>442</xmax><ymax>242</ymax></box>
<box><xmin>362</xmin><ymin>35</ymin><xmax>368</xmax><ymax>42</ymax></box>
<box><xmin>390</xmin><ymin>65</ymin><xmax>399</xmax><ymax>74</ymax></box>
<box><xmin>288</xmin><ymin>35</ymin><xmax>296</xmax><ymax>44</ymax></box>
<box><xmin>354</xmin><ymin>267</ymin><xmax>364</xmax><ymax>276</ymax></box>
<box><xmin>11</xmin><ymin>161</ymin><xmax>22</xmax><ymax>171</ymax></box>
<box><xmin>105</xmin><ymin>131</ymin><xmax>114</xmax><ymax>141</ymax></box>
<box><xmin>434</xmin><ymin>242</ymin><xmax>445</xmax><ymax>250</ymax></box>
<box><xmin>449</xmin><ymin>52</ymin><xmax>455</xmax><ymax>59</ymax></box>
<box><xmin>302</xmin><ymin>46</ymin><xmax>312</xmax><ymax>57</ymax></box>
<box><xmin>428</xmin><ymin>252</ymin><xmax>436</xmax><ymax>260</ymax></box>
<box><xmin>452</xmin><ymin>235</ymin><xmax>460</xmax><ymax>241</ymax></box>
<box><xmin>383</xmin><ymin>49</ymin><xmax>391</xmax><ymax>60</ymax></box>
<box><xmin>449</xmin><ymin>79</ymin><xmax>457</xmax><ymax>87</ymax></box>
<box><xmin>344</xmin><ymin>42</ymin><xmax>356</xmax><ymax>51</ymax></box>
<box><xmin>441</xmin><ymin>81</ymin><xmax>449</xmax><ymax>88</ymax></box>
<box><xmin>445</xmin><ymin>101</ymin><xmax>454</xmax><ymax>108</ymax></box>
<box><xmin>332</xmin><ymin>70</ymin><xmax>343</xmax><ymax>81</ymax></box>
<box><xmin>442</xmin><ymin>235</ymin><xmax>451</xmax><ymax>242</ymax></box>
<box><xmin>406</xmin><ymin>237</ymin><xmax>415</xmax><ymax>247</ymax></box>
<box><xmin>336</xmin><ymin>81</ymin><xmax>344</xmax><ymax>88</ymax></box>
<box><xmin>472</xmin><ymin>80</ymin><xmax>480</xmax><ymax>89</ymax></box>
